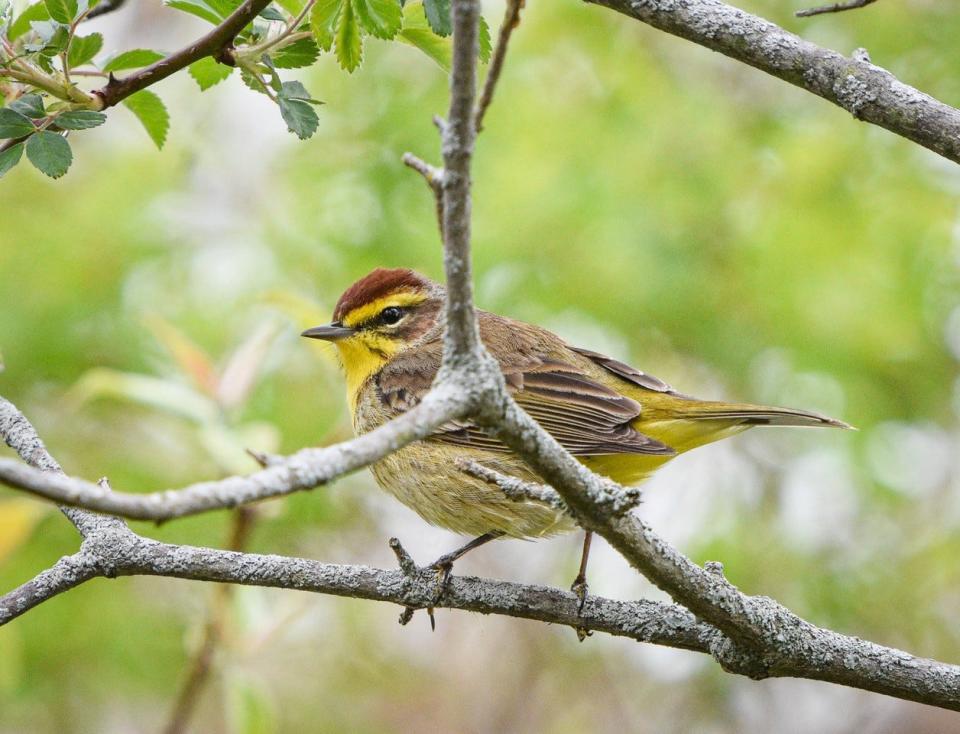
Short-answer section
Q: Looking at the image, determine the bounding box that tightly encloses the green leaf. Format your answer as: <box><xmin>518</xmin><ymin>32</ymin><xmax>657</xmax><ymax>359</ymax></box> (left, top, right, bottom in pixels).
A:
<box><xmin>479</xmin><ymin>14</ymin><xmax>490</xmax><ymax>63</ymax></box>
<box><xmin>206</xmin><ymin>0</ymin><xmax>242</xmax><ymax>18</ymax></box>
<box><xmin>0</xmin><ymin>108</ymin><xmax>36</xmax><ymax>139</ymax></box>
<box><xmin>398</xmin><ymin>1</ymin><xmax>449</xmax><ymax>70</ymax></box>
<box><xmin>353</xmin><ymin>0</ymin><xmax>400</xmax><ymax>39</ymax></box>
<box><xmin>239</xmin><ymin>67</ymin><xmax>269</xmax><ymax>95</ymax></box>
<box><xmin>271</xmin><ymin>37</ymin><xmax>319</xmax><ymax>68</ymax></box>
<box><xmin>277</xmin><ymin>82</ymin><xmax>320</xmax><ymax>139</ymax></box>
<box><xmin>122</xmin><ymin>90</ymin><xmax>169</xmax><ymax>149</ymax></box>
<box><xmin>310</xmin><ymin>0</ymin><xmax>342</xmax><ymax>52</ymax></box>
<box><xmin>421</xmin><ymin>0</ymin><xmax>449</xmax><ymax>36</ymax></box>
<box><xmin>164</xmin><ymin>0</ymin><xmax>220</xmax><ymax>25</ymax></box>
<box><xmin>43</xmin><ymin>0</ymin><xmax>77</xmax><ymax>24</ymax></box>
<box><xmin>8</xmin><ymin>1</ymin><xmax>47</xmax><ymax>41</ymax></box>
<box><xmin>25</xmin><ymin>130</ymin><xmax>71</xmax><ymax>178</ymax></box>
<box><xmin>0</xmin><ymin>143</ymin><xmax>25</xmax><ymax>178</ymax></box>
<box><xmin>55</xmin><ymin>109</ymin><xmax>106</xmax><ymax>129</ymax></box>
<box><xmin>334</xmin><ymin>0</ymin><xmax>361</xmax><ymax>72</ymax></box>
<box><xmin>102</xmin><ymin>48</ymin><xmax>165</xmax><ymax>72</ymax></box>
<box><xmin>278</xmin><ymin>96</ymin><xmax>318</xmax><ymax>139</ymax></box>
<box><xmin>279</xmin><ymin>80</ymin><xmax>322</xmax><ymax>104</ymax></box>
<box><xmin>188</xmin><ymin>56</ymin><xmax>234</xmax><ymax>90</ymax></box>
<box><xmin>8</xmin><ymin>95</ymin><xmax>45</xmax><ymax>119</ymax></box>
<box><xmin>66</xmin><ymin>32</ymin><xmax>103</xmax><ymax>68</ymax></box>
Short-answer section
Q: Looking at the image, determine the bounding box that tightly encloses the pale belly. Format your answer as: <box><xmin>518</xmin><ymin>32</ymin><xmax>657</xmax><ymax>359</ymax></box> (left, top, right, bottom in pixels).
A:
<box><xmin>369</xmin><ymin>442</ymin><xmax>576</xmax><ymax>538</ymax></box>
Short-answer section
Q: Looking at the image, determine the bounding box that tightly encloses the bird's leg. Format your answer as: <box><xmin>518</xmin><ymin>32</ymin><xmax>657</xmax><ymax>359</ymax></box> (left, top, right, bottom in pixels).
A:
<box><xmin>571</xmin><ymin>531</ymin><xmax>594</xmax><ymax>641</ymax></box>
<box><xmin>429</xmin><ymin>531</ymin><xmax>504</xmax><ymax>589</ymax></box>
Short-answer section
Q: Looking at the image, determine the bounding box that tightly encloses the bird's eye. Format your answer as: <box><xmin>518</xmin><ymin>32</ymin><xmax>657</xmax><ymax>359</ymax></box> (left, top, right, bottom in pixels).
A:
<box><xmin>380</xmin><ymin>307</ymin><xmax>403</xmax><ymax>325</ymax></box>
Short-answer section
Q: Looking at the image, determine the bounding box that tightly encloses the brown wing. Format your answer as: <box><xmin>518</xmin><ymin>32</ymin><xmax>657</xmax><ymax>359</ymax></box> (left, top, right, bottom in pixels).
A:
<box><xmin>569</xmin><ymin>346</ymin><xmax>677</xmax><ymax>394</ymax></box>
<box><xmin>373</xmin><ymin>315</ymin><xmax>674</xmax><ymax>457</ymax></box>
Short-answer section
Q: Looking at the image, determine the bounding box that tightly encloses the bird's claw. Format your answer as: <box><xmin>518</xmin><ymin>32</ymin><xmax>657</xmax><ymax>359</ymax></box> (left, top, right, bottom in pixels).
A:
<box><xmin>571</xmin><ymin>574</ymin><xmax>592</xmax><ymax>642</ymax></box>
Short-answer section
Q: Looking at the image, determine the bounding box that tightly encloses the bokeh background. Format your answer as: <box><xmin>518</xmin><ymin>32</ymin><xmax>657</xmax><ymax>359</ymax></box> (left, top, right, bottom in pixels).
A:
<box><xmin>3</xmin><ymin>0</ymin><xmax>960</xmax><ymax>731</ymax></box>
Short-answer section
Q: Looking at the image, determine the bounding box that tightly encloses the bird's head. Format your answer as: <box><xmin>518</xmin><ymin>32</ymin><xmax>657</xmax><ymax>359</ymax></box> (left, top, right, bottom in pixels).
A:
<box><xmin>302</xmin><ymin>268</ymin><xmax>443</xmax><ymax>401</ymax></box>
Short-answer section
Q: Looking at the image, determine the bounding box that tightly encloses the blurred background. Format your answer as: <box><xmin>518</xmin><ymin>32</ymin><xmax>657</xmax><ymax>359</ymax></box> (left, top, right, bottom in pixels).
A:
<box><xmin>2</xmin><ymin>0</ymin><xmax>960</xmax><ymax>731</ymax></box>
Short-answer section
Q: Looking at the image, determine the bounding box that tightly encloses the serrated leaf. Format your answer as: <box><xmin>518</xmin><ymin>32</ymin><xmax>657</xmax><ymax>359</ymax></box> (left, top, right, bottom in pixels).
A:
<box><xmin>271</xmin><ymin>37</ymin><xmax>319</xmax><ymax>68</ymax></box>
<box><xmin>353</xmin><ymin>0</ymin><xmax>400</xmax><ymax>39</ymax></box>
<box><xmin>164</xmin><ymin>0</ymin><xmax>220</xmax><ymax>24</ymax></box>
<box><xmin>188</xmin><ymin>56</ymin><xmax>234</xmax><ymax>90</ymax></box>
<box><xmin>278</xmin><ymin>96</ymin><xmax>318</xmax><ymax>139</ymax></box>
<box><xmin>8</xmin><ymin>95</ymin><xmax>45</xmax><ymax>119</ymax></box>
<box><xmin>421</xmin><ymin>0</ymin><xmax>449</xmax><ymax>36</ymax></box>
<box><xmin>122</xmin><ymin>89</ymin><xmax>169</xmax><ymax>149</ymax></box>
<box><xmin>479</xmin><ymin>14</ymin><xmax>490</xmax><ymax>63</ymax></box>
<box><xmin>0</xmin><ymin>143</ymin><xmax>25</xmax><ymax>178</ymax></box>
<box><xmin>398</xmin><ymin>0</ymin><xmax>449</xmax><ymax>70</ymax></box>
<box><xmin>310</xmin><ymin>0</ymin><xmax>342</xmax><ymax>52</ymax></box>
<box><xmin>334</xmin><ymin>0</ymin><xmax>361</xmax><ymax>72</ymax></box>
<box><xmin>43</xmin><ymin>0</ymin><xmax>76</xmax><ymax>23</ymax></box>
<box><xmin>55</xmin><ymin>109</ymin><xmax>106</xmax><ymax>129</ymax></box>
<box><xmin>66</xmin><ymin>32</ymin><xmax>102</xmax><ymax>68</ymax></box>
<box><xmin>0</xmin><ymin>108</ymin><xmax>36</xmax><ymax>138</ymax></box>
<box><xmin>102</xmin><ymin>48</ymin><xmax>165</xmax><ymax>72</ymax></box>
<box><xmin>8</xmin><ymin>1</ymin><xmax>47</xmax><ymax>41</ymax></box>
<box><xmin>25</xmin><ymin>130</ymin><xmax>71</xmax><ymax>178</ymax></box>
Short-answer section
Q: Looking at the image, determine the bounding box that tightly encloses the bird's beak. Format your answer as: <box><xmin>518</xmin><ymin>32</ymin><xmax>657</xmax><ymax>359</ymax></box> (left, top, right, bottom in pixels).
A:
<box><xmin>301</xmin><ymin>323</ymin><xmax>356</xmax><ymax>341</ymax></box>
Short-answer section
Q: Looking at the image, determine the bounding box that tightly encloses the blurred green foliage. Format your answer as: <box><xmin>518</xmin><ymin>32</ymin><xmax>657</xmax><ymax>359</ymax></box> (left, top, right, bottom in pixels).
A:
<box><xmin>2</xmin><ymin>0</ymin><xmax>960</xmax><ymax>731</ymax></box>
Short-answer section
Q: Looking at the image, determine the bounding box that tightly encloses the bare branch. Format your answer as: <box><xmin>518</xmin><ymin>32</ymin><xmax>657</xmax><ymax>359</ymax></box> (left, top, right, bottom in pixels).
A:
<box><xmin>0</xmin><ymin>396</ymin><xmax>125</xmax><ymax>537</ymax></box>
<box><xmin>401</xmin><ymin>151</ymin><xmax>445</xmax><ymax>238</ymax></box>
<box><xmin>458</xmin><ymin>458</ymin><xmax>569</xmax><ymax>512</ymax></box>
<box><xmin>586</xmin><ymin>0</ymin><xmax>960</xmax><ymax>165</ymax></box>
<box><xmin>474</xmin><ymin>0</ymin><xmax>524</xmax><ymax>132</ymax></box>
<box><xmin>0</xmin><ymin>551</ymin><xmax>101</xmax><ymax>625</ymax></box>
<box><xmin>796</xmin><ymin>0</ymin><xmax>878</xmax><ymax>18</ymax></box>
<box><xmin>91</xmin><ymin>0</ymin><xmax>272</xmax><ymax>109</ymax></box>
<box><xmin>0</xmin><ymin>384</ymin><xmax>467</xmax><ymax>521</ymax></box>
<box><xmin>440</xmin><ymin>0</ymin><xmax>484</xmax><ymax>361</ymax></box>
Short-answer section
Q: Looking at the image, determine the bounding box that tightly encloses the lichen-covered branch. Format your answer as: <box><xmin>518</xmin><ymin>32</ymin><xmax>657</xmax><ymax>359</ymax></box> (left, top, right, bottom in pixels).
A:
<box><xmin>586</xmin><ymin>0</ymin><xmax>960</xmax><ymax>164</ymax></box>
<box><xmin>0</xmin><ymin>384</ymin><xmax>466</xmax><ymax>521</ymax></box>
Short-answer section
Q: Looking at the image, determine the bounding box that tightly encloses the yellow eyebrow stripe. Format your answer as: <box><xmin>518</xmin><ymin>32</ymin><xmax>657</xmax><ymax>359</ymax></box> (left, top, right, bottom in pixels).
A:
<box><xmin>341</xmin><ymin>292</ymin><xmax>428</xmax><ymax>328</ymax></box>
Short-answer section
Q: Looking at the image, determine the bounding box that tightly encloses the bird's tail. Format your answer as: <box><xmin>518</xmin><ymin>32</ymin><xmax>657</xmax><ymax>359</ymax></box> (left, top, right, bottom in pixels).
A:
<box><xmin>673</xmin><ymin>401</ymin><xmax>852</xmax><ymax>429</ymax></box>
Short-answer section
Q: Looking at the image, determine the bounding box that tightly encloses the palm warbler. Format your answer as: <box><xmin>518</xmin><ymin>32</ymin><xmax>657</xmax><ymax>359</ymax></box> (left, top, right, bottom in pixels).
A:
<box><xmin>303</xmin><ymin>268</ymin><xmax>849</xmax><ymax>596</ymax></box>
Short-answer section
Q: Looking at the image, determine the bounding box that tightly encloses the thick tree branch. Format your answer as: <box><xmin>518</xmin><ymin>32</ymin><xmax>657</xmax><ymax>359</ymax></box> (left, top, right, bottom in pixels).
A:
<box><xmin>585</xmin><ymin>0</ymin><xmax>960</xmax><ymax>165</ymax></box>
<box><xmin>0</xmin><ymin>384</ymin><xmax>466</xmax><ymax>521</ymax></box>
<box><xmin>91</xmin><ymin>0</ymin><xmax>272</xmax><ymax>109</ymax></box>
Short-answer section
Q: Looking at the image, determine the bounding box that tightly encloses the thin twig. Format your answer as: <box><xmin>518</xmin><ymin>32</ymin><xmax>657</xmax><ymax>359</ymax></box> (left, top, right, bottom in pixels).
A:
<box><xmin>474</xmin><ymin>0</ymin><xmax>524</xmax><ymax>132</ymax></box>
<box><xmin>796</xmin><ymin>0</ymin><xmax>877</xmax><ymax>17</ymax></box>
<box><xmin>401</xmin><ymin>152</ymin><xmax>445</xmax><ymax>238</ymax></box>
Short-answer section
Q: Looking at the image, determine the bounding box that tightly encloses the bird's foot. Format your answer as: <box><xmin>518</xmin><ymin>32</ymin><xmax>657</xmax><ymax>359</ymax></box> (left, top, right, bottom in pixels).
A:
<box><xmin>570</xmin><ymin>573</ymin><xmax>592</xmax><ymax>642</ymax></box>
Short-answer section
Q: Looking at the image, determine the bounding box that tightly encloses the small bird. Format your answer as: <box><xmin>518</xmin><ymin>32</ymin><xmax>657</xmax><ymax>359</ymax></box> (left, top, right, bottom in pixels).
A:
<box><xmin>303</xmin><ymin>268</ymin><xmax>849</xmax><ymax>604</ymax></box>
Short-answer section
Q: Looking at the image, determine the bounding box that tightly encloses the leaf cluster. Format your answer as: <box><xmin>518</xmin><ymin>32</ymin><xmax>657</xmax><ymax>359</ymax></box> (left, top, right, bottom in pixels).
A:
<box><xmin>0</xmin><ymin>0</ymin><xmax>489</xmax><ymax>177</ymax></box>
